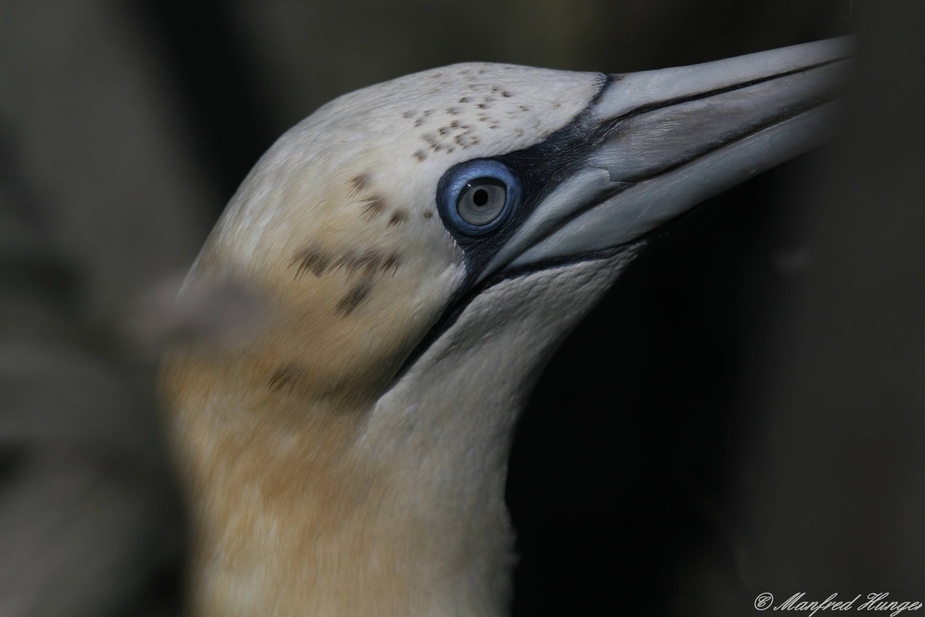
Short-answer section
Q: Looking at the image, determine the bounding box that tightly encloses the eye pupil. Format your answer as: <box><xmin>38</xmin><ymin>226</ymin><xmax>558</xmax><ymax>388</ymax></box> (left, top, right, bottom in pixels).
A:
<box><xmin>457</xmin><ymin>178</ymin><xmax>507</xmax><ymax>227</ymax></box>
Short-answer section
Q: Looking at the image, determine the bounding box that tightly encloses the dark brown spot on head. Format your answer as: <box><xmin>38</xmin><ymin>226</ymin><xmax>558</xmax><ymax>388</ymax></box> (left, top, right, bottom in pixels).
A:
<box><xmin>447</xmin><ymin>107</ymin><xmax>461</xmax><ymax>115</ymax></box>
<box><xmin>519</xmin><ymin>105</ymin><xmax>530</xmax><ymax>112</ymax></box>
<box><xmin>413</xmin><ymin>150</ymin><xmax>427</xmax><ymax>162</ymax></box>
<box><xmin>291</xmin><ymin>247</ymin><xmax>332</xmax><ymax>278</ymax></box>
<box><xmin>423</xmin><ymin>211</ymin><xmax>434</xmax><ymax>219</ymax></box>
<box><xmin>337</xmin><ymin>280</ymin><xmax>373</xmax><ymax>316</ymax></box>
<box><xmin>459</xmin><ymin>96</ymin><xmax>471</xmax><ymax>103</ymax></box>
<box><xmin>454</xmin><ymin>132</ymin><xmax>478</xmax><ymax>148</ymax></box>
<box><xmin>477</xmin><ymin>103</ymin><xmax>488</xmax><ymax>109</ymax></box>
<box><xmin>402</xmin><ymin>110</ymin><xmax>415</xmax><ymax>119</ymax></box>
<box><xmin>362</xmin><ymin>195</ymin><xmax>387</xmax><ymax>220</ymax></box>
<box><xmin>350</xmin><ymin>173</ymin><xmax>371</xmax><ymax>196</ymax></box>
<box><xmin>438</xmin><ymin>127</ymin><xmax>449</xmax><ymax>136</ymax></box>
<box><xmin>382</xmin><ymin>253</ymin><xmax>401</xmax><ymax>273</ymax></box>
<box><xmin>414</xmin><ymin>119</ymin><xmax>424</xmax><ymax>128</ymax></box>
<box><xmin>335</xmin><ymin>250</ymin><xmax>385</xmax><ymax>276</ymax></box>
<box><xmin>421</xmin><ymin>133</ymin><xmax>440</xmax><ymax>152</ymax></box>
<box><xmin>268</xmin><ymin>362</ymin><xmax>302</xmax><ymax>392</ymax></box>
<box><xmin>449</xmin><ymin>120</ymin><xmax>460</xmax><ymax>129</ymax></box>
<box><xmin>502</xmin><ymin>91</ymin><xmax>512</xmax><ymax>98</ymax></box>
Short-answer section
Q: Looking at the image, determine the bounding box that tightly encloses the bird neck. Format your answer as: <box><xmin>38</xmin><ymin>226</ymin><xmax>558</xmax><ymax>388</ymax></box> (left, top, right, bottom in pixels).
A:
<box><xmin>162</xmin><ymin>251</ymin><xmax>637</xmax><ymax>617</ymax></box>
<box><xmin>163</xmin><ymin>350</ymin><xmax>519</xmax><ymax>617</ymax></box>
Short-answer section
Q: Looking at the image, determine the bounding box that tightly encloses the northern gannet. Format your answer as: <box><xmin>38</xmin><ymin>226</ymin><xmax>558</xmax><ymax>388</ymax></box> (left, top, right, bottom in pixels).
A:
<box><xmin>162</xmin><ymin>38</ymin><xmax>851</xmax><ymax>616</ymax></box>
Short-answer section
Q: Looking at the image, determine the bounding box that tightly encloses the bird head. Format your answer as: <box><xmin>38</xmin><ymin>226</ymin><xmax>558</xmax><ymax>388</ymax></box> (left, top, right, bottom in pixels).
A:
<box><xmin>173</xmin><ymin>39</ymin><xmax>850</xmax><ymax>415</ymax></box>
<box><xmin>162</xmin><ymin>38</ymin><xmax>852</xmax><ymax>617</ymax></box>
<box><xmin>185</xmin><ymin>65</ymin><xmax>603</xmax><ymax>410</ymax></box>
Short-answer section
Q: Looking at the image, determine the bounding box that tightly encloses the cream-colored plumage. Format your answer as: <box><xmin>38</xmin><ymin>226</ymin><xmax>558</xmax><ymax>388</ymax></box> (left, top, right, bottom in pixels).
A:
<box><xmin>162</xmin><ymin>41</ymin><xmax>850</xmax><ymax>617</ymax></box>
<box><xmin>183</xmin><ymin>64</ymin><xmax>598</xmax><ymax>404</ymax></box>
<box><xmin>164</xmin><ymin>64</ymin><xmax>604</xmax><ymax>617</ymax></box>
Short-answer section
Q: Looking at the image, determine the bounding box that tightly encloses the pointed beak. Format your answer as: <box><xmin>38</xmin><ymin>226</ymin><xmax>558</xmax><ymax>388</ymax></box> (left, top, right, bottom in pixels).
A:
<box><xmin>486</xmin><ymin>37</ymin><xmax>854</xmax><ymax>275</ymax></box>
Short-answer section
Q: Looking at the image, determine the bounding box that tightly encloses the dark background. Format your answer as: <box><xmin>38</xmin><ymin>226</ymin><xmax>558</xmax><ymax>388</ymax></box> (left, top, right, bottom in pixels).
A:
<box><xmin>2</xmin><ymin>1</ymin><xmax>923</xmax><ymax>615</ymax></box>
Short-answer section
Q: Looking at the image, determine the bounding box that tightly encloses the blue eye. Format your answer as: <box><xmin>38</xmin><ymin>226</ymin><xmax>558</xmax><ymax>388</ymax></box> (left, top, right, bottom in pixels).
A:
<box><xmin>437</xmin><ymin>159</ymin><xmax>521</xmax><ymax>236</ymax></box>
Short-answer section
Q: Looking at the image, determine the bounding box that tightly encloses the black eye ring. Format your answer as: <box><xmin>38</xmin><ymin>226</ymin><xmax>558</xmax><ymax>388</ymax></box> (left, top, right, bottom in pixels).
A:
<box><xmin>437</xmin><ymin>159</ymin><xmax>522</xmax><ymax>236</ymax></box>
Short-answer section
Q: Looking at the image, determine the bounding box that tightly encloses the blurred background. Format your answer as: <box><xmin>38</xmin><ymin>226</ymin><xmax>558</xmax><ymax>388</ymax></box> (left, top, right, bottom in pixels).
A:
<box><xmin>1</xmin><ymin>0</ymin><xmax>923</xmax><ymax>615</ymax></box>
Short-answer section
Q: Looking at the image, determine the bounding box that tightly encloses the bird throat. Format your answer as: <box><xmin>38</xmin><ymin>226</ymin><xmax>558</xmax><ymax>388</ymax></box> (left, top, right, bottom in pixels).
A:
<box><xmin>163</xmin><ymin>350</ymin><xmax>517</xmax><ymax>617</ymax></box>
<box><xmin>161</xmin><ymin>250</ymin><xmax>639</xmax><ymax>617</ymax></box>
